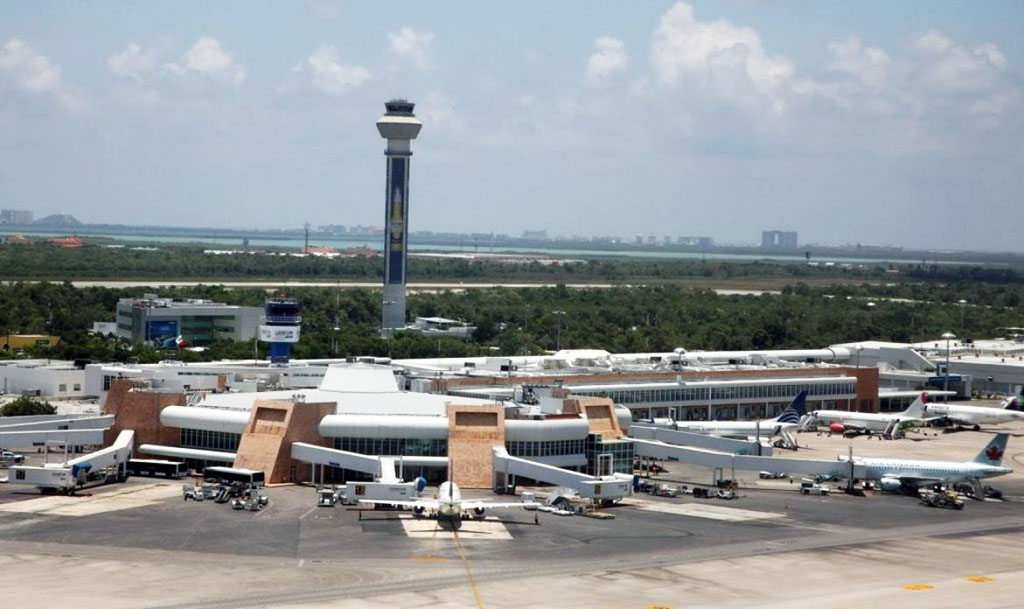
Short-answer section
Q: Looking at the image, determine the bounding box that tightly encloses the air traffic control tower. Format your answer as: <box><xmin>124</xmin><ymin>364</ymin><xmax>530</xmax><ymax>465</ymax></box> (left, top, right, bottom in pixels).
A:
<box><xmin>377</xmin><ymin>99</ymin><xmax>422</xmax><ymax>334</ymax></box>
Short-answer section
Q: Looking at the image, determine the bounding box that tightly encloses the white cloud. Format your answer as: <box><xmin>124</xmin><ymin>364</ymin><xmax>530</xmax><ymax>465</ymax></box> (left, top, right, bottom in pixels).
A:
<box><xmin>912</xmin><ymin>29</ymin><xmax>1006</xmax><ymax>92</ymax></box>
<box><xmin>827</xmin><ymin>37</ymin><xmax>890</xmax><ymax>89</ymax></box>
<box><xmin>418</xmin><ymin>91</ymin><xmax>455</xmax><ymax>127</ymax></box>
<box><xmin>389</xmin><ymin>26</ymin><xmax>434</xmax><ymax>70</ymax></box>
<box><xmin>165</xmin><ymin>37</ymin><xmax>245</xmax><ymax>85</ymax></box>
<box><xmin>302</xmin><ymin>45</ymin><xmax>371</xmax><ymax>95</ymax></box>
<box><xmin>0</xmin><ymin>38</ymin><xmax>87</xmax><ymax>112</ymax></box>
<box><xmin>650</xmin><ymin>2</ymin><xmax>796</xmax><ymax>115</ymax></box>
<box><xmin>585</xmin><ymin>37</ymin><xmax>627</xmax><ymax>86</ymax></box>
<box><xmin>108</xmin><ymin>43</ymin><xmax>158</xmax><ymax>82</ymax></box>
<box><xmin>969</xmin><ymin>91</ymin><xmax>1020</xmax><ymax>118</ymax></box>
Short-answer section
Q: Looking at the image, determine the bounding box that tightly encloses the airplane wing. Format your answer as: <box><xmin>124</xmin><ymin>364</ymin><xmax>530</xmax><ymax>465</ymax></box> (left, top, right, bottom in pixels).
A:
<box><xmin>838</xmin><ymin>421</ymin><xmax>871</xmax><ymax>431</ymax></box>
<box><xmin>886</xmin><ymin>475</ymin><xmax>944</xmax><ymax>487</ymax></box>
<box><xmin>460</xmin><ymin>501</ymin><xmax>540</xmax><ymax>510</ymax></box>
<box><xmin>358</xmin><ymin>499</ymin><xmax>438</xmax><ymax>509</ymax></box>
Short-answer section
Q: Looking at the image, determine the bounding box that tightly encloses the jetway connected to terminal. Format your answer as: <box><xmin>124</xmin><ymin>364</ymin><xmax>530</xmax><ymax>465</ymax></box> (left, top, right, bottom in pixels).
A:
<box><xmin>629</xmin><ymin>438</ymin><xmax>865</xmax><ymax>482</ymax></box>
<box><xmin>0</xmin><ymin>414</ymin><xmax>114</xmax><ymax>449</ymax></box>
<box><xmin>492</xmin><ymin>447</ymin><xmax>632</xmax><ymax>501</ymax></box>
<box><xmin>7</xmin><ymin>429</ymin><xmax>135</xmax><ymax>494</ymax></box>
<box><xmin>629</xmin><ymin>425</ymin><xmax>774</xmax><ymax>456</ymax></box>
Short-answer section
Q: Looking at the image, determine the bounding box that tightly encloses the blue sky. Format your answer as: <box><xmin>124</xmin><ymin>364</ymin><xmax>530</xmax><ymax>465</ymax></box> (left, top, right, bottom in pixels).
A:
<box><xmin>1</xmin><ymin>1</ymin><xmax>1022</xmax><ymax>249</ymax></box>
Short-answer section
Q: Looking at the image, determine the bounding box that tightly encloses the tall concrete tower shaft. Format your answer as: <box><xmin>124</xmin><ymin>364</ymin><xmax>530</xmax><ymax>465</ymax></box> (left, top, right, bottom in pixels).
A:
<box><xmin>377</xmin><ymin>99</ymin><xmax>422</xmax><ymax>333</ymax></box>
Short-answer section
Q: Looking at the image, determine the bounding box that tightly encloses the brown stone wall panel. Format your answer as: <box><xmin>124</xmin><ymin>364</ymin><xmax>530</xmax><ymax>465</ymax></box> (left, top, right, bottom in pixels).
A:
<box><xmin>234</xmin><ymin>400</ymin><xmax>336</xmax><ymax>484</ymax></box>
<box><xmin>446</xmin><ymin>403</ymin><xmax>505</xmax><ymax>489</ymax></box>
<box><xmin>102</xmin><ymin>380</ymin><xmax>184</xmax><ymax>453</ymax></box>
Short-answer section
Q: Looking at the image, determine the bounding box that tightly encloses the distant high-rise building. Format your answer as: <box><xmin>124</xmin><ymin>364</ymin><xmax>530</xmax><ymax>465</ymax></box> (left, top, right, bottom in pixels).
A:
<box><xmin>521</xmin><ymin>230</ymin><xmax>548</xmax><ymax>240</ymax></box>
<box><xmin>761</xmin><ymin>230</ymin><xmax>798</xmax><ymax>249</ymax></box>
<box><xmin>1</xmin><ymin>209</ymin><xmax>33</xmax><ymax>225</ymax></box>
<box><xmin>377</xmin><ymin>99</ymin><xmax>422</xmax><ymax>333</ymax></box>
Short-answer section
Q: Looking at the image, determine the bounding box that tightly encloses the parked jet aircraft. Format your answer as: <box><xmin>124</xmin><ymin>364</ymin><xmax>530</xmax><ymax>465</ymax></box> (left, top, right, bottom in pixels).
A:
<box><xmin>806</xmin><ymin>393</ymin><xmax>929</xmax><ymax>436</ymax></box>
<box><xmin>842</xmin><ymin>433</ymin><xmax>1012</xmax><ymax>497</ymax></box>
<box><xmin>667</xmin><ymin>391</ymin><xmax>809</xmax><ymax>438</ymax></box>
<box><xmin>923</xmin><ymin>397</ymin><xmax>1024</xmax><ymax>431</ymax></box>
<box><xmin>359</xmin><ymin>480</ymin><xmax>538</xmax><ymax>521</ymax></box>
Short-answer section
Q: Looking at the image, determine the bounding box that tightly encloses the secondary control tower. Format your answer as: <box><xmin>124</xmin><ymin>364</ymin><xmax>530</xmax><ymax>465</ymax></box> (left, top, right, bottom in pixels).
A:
<box><xmin>376</xmin><ymin>99</ymin><xmax>422</xmax><ymax>334</ymax></box>
<box><xmin>261</xmin><ymin>297</ymin><xmax>301</xmax><ymax>365</ymax></box>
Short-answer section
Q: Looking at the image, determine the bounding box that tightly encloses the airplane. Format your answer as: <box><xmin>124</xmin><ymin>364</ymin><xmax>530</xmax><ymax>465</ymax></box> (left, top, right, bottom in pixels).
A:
<box><xmin>666</xmin><ymin>390</ymin><xmax>809</xmax><ymax>440</ymax></box>
<box><xmin>922</xmin><ymin>396</ymin><xmax>1024</xmax><ymax>431</ymax></box>
<box><xmin>358</xmin><ymin>480</ymin><xmax>539</xmax><ymax>522</ymax></box>
<box><xmin>843</xmin><ymin>433</ymin><xmax>1012</xmax><ymax>497</ymax></box>
<box><xmin>805</xmin><ymin>392</ymin><xmax>930</xmax><ymax>437</ymax></box>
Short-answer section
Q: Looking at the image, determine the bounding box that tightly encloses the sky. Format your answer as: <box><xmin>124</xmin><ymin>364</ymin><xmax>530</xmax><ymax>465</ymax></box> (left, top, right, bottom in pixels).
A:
<box><xmin>1</xmin><ymin>1</ymin><xmax>1022</xmax><ymax>250</ymax></box>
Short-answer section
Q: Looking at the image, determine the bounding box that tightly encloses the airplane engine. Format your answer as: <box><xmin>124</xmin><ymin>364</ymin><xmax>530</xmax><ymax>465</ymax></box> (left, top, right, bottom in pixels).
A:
<box><xmin>412</xmin><ymin>505</ymin><xmax>425</xmax><ymax>516</ymax></box>
<box><xmin>473</xmin><ymin>506</ymin><xmax>486</xmax><ymax>519</ymax></box>
<box><xmin>828</xmin><ymin>422</ymin><xmax>845</xmax><ymax>434</ymax></box>
<box><xmin>879</xmin><ymin>477</ymin><xmax>902</xmax><ymax>492</ymax></box>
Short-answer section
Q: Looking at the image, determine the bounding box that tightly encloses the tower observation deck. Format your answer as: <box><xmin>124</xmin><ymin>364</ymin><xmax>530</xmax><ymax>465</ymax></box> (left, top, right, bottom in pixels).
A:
<box><xmin>377</xmin><ymin>99</ymin><xmax>422</xmax><ymax>334</ymax></box>
<box><xmin>261</xmin><ymin>297</ymin><xmax>301</xmax><ymax>365</ymax></box>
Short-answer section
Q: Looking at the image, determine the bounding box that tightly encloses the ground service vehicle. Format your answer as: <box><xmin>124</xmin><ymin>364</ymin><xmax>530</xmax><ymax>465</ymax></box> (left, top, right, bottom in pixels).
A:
<box><xmin>127</xmin><ymin>459</ymin><xmax>186</xmax><ymax>479</ymax></box>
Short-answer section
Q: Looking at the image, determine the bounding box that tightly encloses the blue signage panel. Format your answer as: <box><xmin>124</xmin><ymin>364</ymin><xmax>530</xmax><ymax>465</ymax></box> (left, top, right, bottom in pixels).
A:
<box><xmin>146</xmin><ymin>320</ymin><xmax>178</xmax><ymax>348</ymax></box>
<box><xmin>386</xmin><ymin>157</ymin><xmax>407</xmax><ymax>285</ymax></box>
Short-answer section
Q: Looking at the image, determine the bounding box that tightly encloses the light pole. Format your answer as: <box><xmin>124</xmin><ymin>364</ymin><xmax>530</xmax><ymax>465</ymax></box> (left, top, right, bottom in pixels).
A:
<box><xmin>958</xmin><ymin>299</ymin><xmax>967</xmax><ymax>333</ymax></box>
<box><xmin>552</xmin><ymin>310</ymin><xmax>565</xmax><ymax>351</ymax></box>
<box><xmin>941</xmin><ymin>331</ymin><xmax>956</xmax><ymax>401</ymax></box>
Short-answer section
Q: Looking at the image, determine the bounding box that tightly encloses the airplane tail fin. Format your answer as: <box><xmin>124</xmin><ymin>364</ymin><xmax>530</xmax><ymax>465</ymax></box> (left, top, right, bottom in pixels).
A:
<box><xmin>1002</xmin><ymin>396</ymin><xmax>1022</xmax><ymax>412</ymax></box>
<box><xmin>900</xmin><ymin>392</ymin><xmax>929</xmax><ymax>419</ymax></box>
<box><xmin>775</xmin><ymin>390</ymin><xmax>809</xmax><ymax>424</ymax></box>
<box><xmin>972</xmin><ymin>434</ymin><xmax>1009</xmax><ymax>466</ymax></box>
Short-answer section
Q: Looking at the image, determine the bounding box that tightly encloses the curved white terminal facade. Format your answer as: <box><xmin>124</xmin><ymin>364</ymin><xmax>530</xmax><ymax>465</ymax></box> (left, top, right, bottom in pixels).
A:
<box><xmin>161</xmin><ymin>406</ymin><xmax>249</xmax><ymax>434</ymax></box>
<box><xmin>319</xmin><ymin>414</ymin><xmax>448</xmax><ymax>440</ymax></box>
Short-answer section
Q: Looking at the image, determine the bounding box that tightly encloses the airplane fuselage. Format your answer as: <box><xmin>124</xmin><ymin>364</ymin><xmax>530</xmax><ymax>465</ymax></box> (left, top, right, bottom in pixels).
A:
<box><xmin>860</xmin><ymin>458</ymin><xmax>1011</xmax><ymax>485</ymax></box>
<box><xmin>923</xmin><ymin>404</ymin><xmax>1024</xmax><ymax>427</ymax></box>
<box><xmin>811</xmin><ymin>410</ymin><xmax>907</xmax><ymax>432</ymax></box>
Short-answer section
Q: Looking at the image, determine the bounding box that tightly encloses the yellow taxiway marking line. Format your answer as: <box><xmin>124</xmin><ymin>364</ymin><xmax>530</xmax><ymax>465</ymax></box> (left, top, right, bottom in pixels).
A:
<box><xmin>409</xmin><ymin>554</ymin><xmax>448</xmax><ymax>562</ymax></box>
<box><xmin>964</xmin><ymin>576</ymin><xmax>994</xmax><ymax>583</ymax></box>
<box><xmin>903</xmin><ymin>584</ymin><xmax>934</xmax><ymax>591</ymax></box>
<box><xmin>453</xmin><ymin>529</ymin><xmax>485</xmax><ymax>609</ymax></box>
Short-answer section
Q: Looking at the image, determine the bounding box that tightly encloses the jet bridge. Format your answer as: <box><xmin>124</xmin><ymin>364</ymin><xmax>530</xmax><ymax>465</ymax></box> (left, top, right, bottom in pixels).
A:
<box><xmin>629</xmin><ymin>425</ymin><xmax>773</xmax><ymax>456</ymax></box>
<box><xmin>491</xmin><ymin>447</ymin><xmax>632</xmax><ymax>501</ymax></box>
<box><xmin>630</xmin><ymin>438</ymin><xmax>865</xmax><ymax>481</ymax></box>
<box><xmin>290</xmin><ymin>442</ymin><xmax>448</xmax><ymax>484</ymax></box>
<box><xmin>7</xmin><ymin>430</ymin><xmax>135</xmax><ymax>493</ymax></box>
<box><xmin>0</xmin><ymin>415</ymin><xmax>114</xmax><ymax>450</ymax></box>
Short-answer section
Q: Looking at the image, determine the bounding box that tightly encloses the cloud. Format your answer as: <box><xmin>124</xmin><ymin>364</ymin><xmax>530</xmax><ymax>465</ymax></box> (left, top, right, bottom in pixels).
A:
<box><xmin>650</xmin><ymin>2</ymin><xmax>797</xmax><ymax>115</ymax></box>
<box><xmin>969</xmin><ymin>91</ymin><xmax>1020</xmax><ymax>118</ymax></box>
<box><xmin>301</xmin><ymin>45</ymin><xmax>371</xmax><ymax>95</ymax></box>
<box><xmin>585</xmin><ymin>37</ymin><xmax>627</xmax><ymax>86</ymax></box>
<box><xmin>108</xmin><ymin>43</ymin><xmax>159</xmax><ymax>82</ymax></box>
<box><xmin>165</xmin><ymin>37</ymin><xmax>245</xmax><ymax>85</ymax></box>
<box><xmin>912</xmin><ymin>29</ymin><xmax>1006</xmax><ymax>92</ymax></box>
<box><xmin>0</xmin><ymin>38</ymin><xmax>87</xmax><ymax>112</ymax></box>
<box><xmin>389</xmin><ymin>26</ymin><xmax>434</xmax><ymax>70</ymax></box>
<box><xmin>827</xmin><ymin>37</ymin><xmax>890</xmax><ymax>89</ymax></box>
<box><xmin>418</xmin><ymin>91</ymin><xmax>455</xmax><ymax>127</ymax></box>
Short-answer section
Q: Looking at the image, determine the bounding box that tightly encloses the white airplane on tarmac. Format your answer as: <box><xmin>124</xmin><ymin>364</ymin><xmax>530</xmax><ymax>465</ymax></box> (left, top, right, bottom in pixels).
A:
<box><xmin>664</xmin><ymin>391</ymin><xmax>809</xmax><ymax>439</ymax></box>
<box><xmin>806</xmin><ymin>392</ymin><xmax>930</xmax><ymax>437</ymax></box>
<box><xmin>358</xmin><ymin>480</ymin><xmax>539</xmax><ymax>522</ymax></box>
<box><xmin>921</xmin><ymin>396</ymin><xmax>1024</xmax><ymax>431</ymax></box>
<box><xmin>842</xmin><ymin>433</ymin><xmax>1012</xmax><ymax>497</ymax></box>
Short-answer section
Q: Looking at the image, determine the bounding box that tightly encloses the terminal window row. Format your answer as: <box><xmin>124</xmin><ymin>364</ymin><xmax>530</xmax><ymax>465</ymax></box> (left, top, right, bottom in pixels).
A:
<box><xmin>334</xmin><ymin>437</ymin><xmax>448</xmax><ymax>457</ymax></box>
<box><xmin>505</xmin><ymin>439</ymin><xmax>585</xmax><ymax>458</ymax></box>
<box><xmin>574</xmin><ymin>381</ymin><xmax>856</xmax><ymax>404</ymax></box>
<box><xmin>180</xmin><ymin>428</ymin><xmax>241</xmax><ymax>452</ymax></box>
